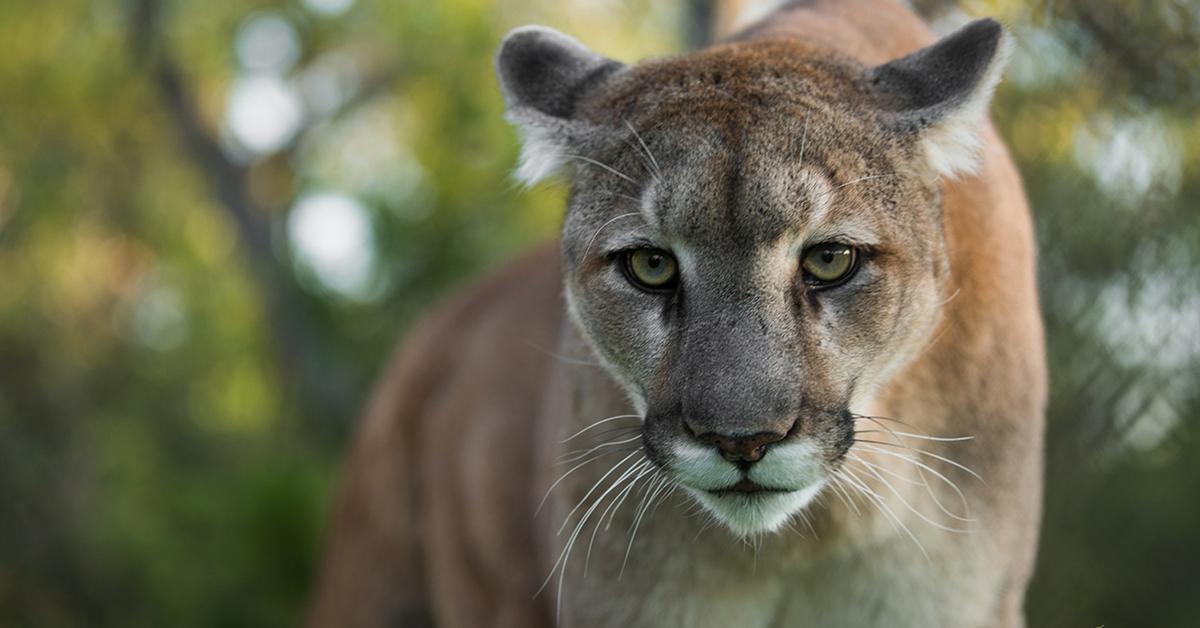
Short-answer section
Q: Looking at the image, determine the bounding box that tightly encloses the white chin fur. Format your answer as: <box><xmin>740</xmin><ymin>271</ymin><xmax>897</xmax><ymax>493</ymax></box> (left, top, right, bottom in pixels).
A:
<box><xmin>687</xmin><ymin>483</ymin><xmax>825</xmax><ymax>538</ymax></box>
<box><xmin>673</xmin><ymin>440</ymin><xmax>827</xmax><ymax>537</ymax></box>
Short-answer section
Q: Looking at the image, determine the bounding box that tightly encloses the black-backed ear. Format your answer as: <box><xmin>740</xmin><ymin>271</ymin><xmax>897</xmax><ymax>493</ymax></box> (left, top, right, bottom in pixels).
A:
<box><xmin>869</xmin><ymin>18</ymin><xmax>1011</xmax><ymax>178</ymax></box>
<box><xmin>496</xmin><ymin>26</ymin><xmax>625</xmax><ymax>184</ymax></box>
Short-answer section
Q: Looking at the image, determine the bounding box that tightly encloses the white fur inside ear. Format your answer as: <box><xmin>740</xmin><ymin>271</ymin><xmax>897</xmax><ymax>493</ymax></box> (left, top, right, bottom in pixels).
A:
<box><xmin>512</xmin><ymin>122</ymin><xmax>566</xmax><ymax>185</ymax></box>
<box><xmin>921</xmin><ymin>32</ymin><xmax>1012</xmax><ymax>179</ymax></box>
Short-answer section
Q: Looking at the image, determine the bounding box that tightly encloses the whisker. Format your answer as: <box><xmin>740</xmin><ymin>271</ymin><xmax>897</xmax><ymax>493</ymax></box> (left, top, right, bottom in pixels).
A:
<box><xmin>621</xmin><ymin>473</ymin><xmax>671</xmax><ymax>577</ymax></box>
<box><xmin>545</xmin><ymin>453</ymin><xmax>646</xmax><ymax>623</ymax></box>
<box><xmin>581</xmin><ymin>212</ymin><xmax>641</xmax><ymax>261</ymax></box>
<box><xmin>850</xmin><ymin>414</ymin><xmax>980</xmax><ymax>521</ymax></box>
<box><xmin>524</xmin><ymin>341</ymin><xmax>604</xmax><ymax>367</ymax></box>
<box><xmin>827</xmin><ymin>475</ymin><xmax>865</xmax><ymax>518</ymax></box>
<box><xmin>808</xmin><ymin>173</ymin><xmax>899</xmax><ymax>206</ymax></box>
<box><xmin>848</xmin><ymin>452</ymin><xmax>925</xmax><ymax>486</ymax></box>
<box><xmin>536</xmin><ymin>448</ymin><xmax>625</xmax><ymax>516</ymax></box>
<box><xmin>558</xmin><ymin>435</ymin><xmax>643</xmax><ymax>464</ymax></box>
<box><xmin>846</xmin><ymin>455</ymin><xmax>969</xmax><ymax>533</ymax></box>
<box><xmin>649</xmin><ymin>483</ymin><xmax>677</xmax><ymax>519</ymax></box>
<box><xmin>565</xmin><ymin>154</ymin><xmax>639</xmax><ymax>184</ymax></box>
<box><xmin>839</xmin><ymin>467</ymin><xmax>930</xmax><ymax>563</ymax></box>
<box><xmin>796</xmin><ymin>508</ymin><xmax>818</xmax><ymax>540</ymax></box>
<box><xmin>852</xmin><ymin>416</ymin><xmax>977</xmax><ymax>519</ymax></box>
<box><xmin>854</xmin><ymin>444</ymin><xmax>975</xmax><ymax>520</ymax></box>
<box><xmin>561</xmin><ymin>414</ymin><xmax>642</xmax><ymax>444</ymax></box>
<box><xmin>694</xmin><ymin>515</ymin><xmax>718</xmax><ymax>541</ymax></box>
<box><xmin>556</xmin><ymin>445</ymin><xmax>640</xmax><ymax>469</ymax></box>
<box><xmin>585</xmin><ymin>460</ymin><xmax>655</xmax><ymax>576</ymax></box>
<box><xmin>558</xmin><ymin>449</ymin><xmax>645</xmax><ymax>535</ymax></box>
<box><xmin>886</xmin><ymin>431</ymin><xmax>974</xmax><ymax>443</ymax></box>
<box><xmin>564</xmin><ymin>424</ymin><xmax>644</xmax><ymax>447</ymax></box>
<box><xmin>539</xmin><ymin>454</ymin><xmax>643</xmax><ymax>595</ymax></box>
<box><xmin>936</xmin><ymin>287</ymin><xmax>962</xmax><ymax>308</ymax></box>
<box><xmin>856</xmin><ymin>441</ymin><xmax>985</xmax><ymax>484</ymax></box>
<box><xmin>853</xmin><ymin>414</ymin><xmax>973</xmax><ymax>442</ymax></box>
<box><xmin>850</xmin><ymin>413</ymin><xmax>919</xmax><ymax>430</ymax></box>
<box><xmin>618</xmin><ymin>138</ymin><xmax>659</xmax><ymax>182</ymax></box>
<box><xmin>624</xmin><ymin>119</ymin><xmax>662</xmax><ymax>179</ymax></box>
<box><xmin>854</xmin><ymin>428</ymin><xmax>973</xmax><ymax>444</ymax></box>
<box><xmin>604</xmin><ymin>464</ymin><xmax>655</xmax><ymax>531</ymax></box>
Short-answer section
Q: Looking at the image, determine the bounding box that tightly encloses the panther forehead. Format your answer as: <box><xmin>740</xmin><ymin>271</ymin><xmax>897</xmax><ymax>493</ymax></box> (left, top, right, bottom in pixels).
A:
<box><xmin>558</xmin><ymin>40</ymin><xmax>911</xmax><ymax>252</ymax></box>
<box><xmin>582</xmin><ymin>39</ymin><xmax>871</xmax><ymax>121</ymax></box>
<box><xmin>637</xmin><ymin>150</ymin><xmax>841</xmax><ymax>251</ymax></box>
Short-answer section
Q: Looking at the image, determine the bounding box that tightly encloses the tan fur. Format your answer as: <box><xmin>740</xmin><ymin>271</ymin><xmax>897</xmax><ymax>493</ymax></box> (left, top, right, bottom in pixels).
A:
<box><xmin>307</xmin><ymin>1</ymin><xmax>1044</xmax><ymax>626</ymax></box>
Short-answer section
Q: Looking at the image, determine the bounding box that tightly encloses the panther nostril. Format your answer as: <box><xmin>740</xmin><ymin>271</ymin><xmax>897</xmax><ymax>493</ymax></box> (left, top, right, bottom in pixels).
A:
<box><xmin>698</xmin><ymin>430</ymin><xmax>787</xmax><ymax>465</ymax></box>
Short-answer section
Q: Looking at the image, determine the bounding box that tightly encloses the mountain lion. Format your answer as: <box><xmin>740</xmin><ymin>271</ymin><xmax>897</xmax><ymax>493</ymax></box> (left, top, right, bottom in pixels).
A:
<box><xmin>307</xmin><ymin>0</ymin><xmax>1046</xmax><ymax>626</ymax></box>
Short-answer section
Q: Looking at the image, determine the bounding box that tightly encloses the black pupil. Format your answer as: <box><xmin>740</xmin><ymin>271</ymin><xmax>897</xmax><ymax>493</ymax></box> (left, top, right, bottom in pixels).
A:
<box><xmin>647</xmin><ymin>255</ymin><xmax>662</xmax><ymax>269</ymax></box>
<box><xmin>821</xmin><ymin>249</ymin><xmax>836</xmax><ymax>264</ymax></box>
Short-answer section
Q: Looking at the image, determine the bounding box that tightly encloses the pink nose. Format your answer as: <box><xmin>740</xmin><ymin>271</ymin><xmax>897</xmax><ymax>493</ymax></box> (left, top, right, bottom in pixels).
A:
<box><xmin>697</xmin><ymin>431</ymin><xmax>788</xmax><ymax>465</ymax></box>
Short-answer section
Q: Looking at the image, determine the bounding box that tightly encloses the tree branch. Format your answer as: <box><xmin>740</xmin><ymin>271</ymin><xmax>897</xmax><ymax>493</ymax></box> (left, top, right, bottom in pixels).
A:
<box><xmin>128</xmin><ymin>0</ymin><xmax>359</xmax><ymax>429</ymax></box>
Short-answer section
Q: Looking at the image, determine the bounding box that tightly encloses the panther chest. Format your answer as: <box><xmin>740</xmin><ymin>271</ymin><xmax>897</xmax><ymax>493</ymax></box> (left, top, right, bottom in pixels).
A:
<box><xmin>560</xmin><ymin>528</ymin><xmax>993</xmax><ymax>628</ymax></box>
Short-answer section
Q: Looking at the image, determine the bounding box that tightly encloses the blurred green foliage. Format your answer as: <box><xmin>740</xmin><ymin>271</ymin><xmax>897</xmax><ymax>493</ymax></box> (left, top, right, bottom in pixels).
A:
<box><xmin>0</xmin><ymin>0</ymin><xmax>1195</xmax><ymax>626</ymax></box>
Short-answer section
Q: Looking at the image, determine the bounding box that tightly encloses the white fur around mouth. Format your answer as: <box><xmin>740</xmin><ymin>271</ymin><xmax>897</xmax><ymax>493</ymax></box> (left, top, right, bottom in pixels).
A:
<box><xmin>687</xmin><ymin>483</ymin><xmax>825</xmax><ymax>537</ymax></box>
<box><xmin>671</xmin><ymin>440</ymin><xmax>828</xmax><ymax>537</ymax></box>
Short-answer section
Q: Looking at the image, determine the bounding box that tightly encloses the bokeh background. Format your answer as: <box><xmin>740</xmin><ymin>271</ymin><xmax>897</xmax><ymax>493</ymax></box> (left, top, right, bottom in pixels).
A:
<box><xmin>1</xmin><ymin>0</ymin><xmax>1196</xmax><ymax>626</ymax></box>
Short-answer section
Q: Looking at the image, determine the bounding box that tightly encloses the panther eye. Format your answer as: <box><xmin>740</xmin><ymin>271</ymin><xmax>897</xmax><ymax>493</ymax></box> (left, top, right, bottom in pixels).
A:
<box><xmin>623</xmin><ymin>248</ymin><xmax>678</xmax><ymax>291</ymax></box>
<box><xmin>801</xmin><ymin>243</ymin><xmax>858</xmax><ymax>287</ymax></box>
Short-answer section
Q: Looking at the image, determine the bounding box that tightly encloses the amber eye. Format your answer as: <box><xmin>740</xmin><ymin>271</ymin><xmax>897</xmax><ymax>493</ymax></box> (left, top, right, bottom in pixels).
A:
<box><xmin>801</xmin><ymin>243</ymin><xmax>858</xmax><ymax>287</ymax></box>
<box><xmin>623</xmin><ymin>248</ymin><xmax>678</xmax><ymax>291</ymax></box>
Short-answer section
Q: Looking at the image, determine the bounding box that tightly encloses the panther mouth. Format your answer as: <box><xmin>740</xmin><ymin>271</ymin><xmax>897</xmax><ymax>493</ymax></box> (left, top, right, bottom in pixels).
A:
<box><xmin>709</xmin><ymin>478</ymin><xmax>794</xmax><ymax>497</ymax></box>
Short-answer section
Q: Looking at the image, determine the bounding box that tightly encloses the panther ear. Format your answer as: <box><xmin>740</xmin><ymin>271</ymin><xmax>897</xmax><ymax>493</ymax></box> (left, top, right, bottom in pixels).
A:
<box><xmin>869</xmin><ymin>18</ymin><xmax>1012</xmax><ymax>178</ymax></box>
<box><xmin>496</xmin><ymin>26</ymin><xmax>625</xmax><ymax>185</ymax></box>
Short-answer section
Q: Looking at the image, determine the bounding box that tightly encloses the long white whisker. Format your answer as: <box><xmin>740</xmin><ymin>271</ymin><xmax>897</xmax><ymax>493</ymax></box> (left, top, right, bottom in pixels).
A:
<box><xmin>851</xmin><ymin>452</ymin><xmax>975</xmax><ymax>523</ymax></box>
<box><xmin>852</xmin><ymin>416</ymin><xmax>976</xmax><ymax>519</ymax></box>
<box><xmin>561</xmin><ymin>424</ymin><xmax>643</xmax><ymax>450</ymax></box>
<box><xmin>558</xmin><ymin>449</ymin><xmax>645</xmax><ymax>535</ymax></box>
<box><xmin>546</xmin><ymin>453</ymin><xmax>645</xmax><ymax>623</ymax></box>
<box><xmin>889</xmin><ymin>431</ymin><xmax>974</xmax><ymax>443</ymax></box>
<box><xmin>581</xmin><ymin>459</ymin><xmax>651</xmax><ymax>573</ymax></box>
<box><xmin>620</xmin><ymin>473</ymin><xmax>670</xmax><ymax>578</ymax></box>
<box><xmin>536</xmin><ymin>448</ymin><xmax>623</xmax><ymax>516</ymax></box>
<box><xmin>857</xmin><ymin>442</ymin><xmax>984</xmax><ymax>484</ymax></box>
<box><xmin>581</xmin><ymin>212</ymin><xmax>641</xmax><ymax>261</ymax></box>
<box><xmin>828</xmin><ymin>475</ymin><xmax>864</xmax><ymax>518</ymax></box>
<box><xmin>838</xmin><ymin>471</ymin><xmax>899</xmax><ymax>533</ymax></box>
<box><xmin>586</xmin><ymin>462</ymin><xmax>656</xmax><ymax>574</ymax></box>
<box><xmin>693</xmin><ymin>514</ymin><xmax>718</xmax><ymax>541</ymax></box>
<box><xmin>840</xmin><ymin>467</ymin><xmax>930</xmax><ymax>563</ymax></box>
<box><xmin>566</xmin><ymin>154</ymin><xmax>638</xmax><ymax>184</ymax></box>
<box><xmin>854</xmin><ymin>415</ymin><xmax>974</xmax><ymax>443</ymax></box>
<box><xmin>558</xmin><ymin>435</ymin><xmax>643</xmax><ymax>464</ymax></box>
<box><xmin>936</xmin><ymin>287</ymin><xmax>962</xmax><ymax>307</ymax></box>
<box><xmin>851</xmin><ymin>413</ymin><xmax>919</xmax><ymax>429</ymax></box>
<box><xmin>555</xmin><ymin>445</ymin><xmax>639</xmax><ymax>471</ymax></box>
<box><xmin>649</xmin><ymin>483</ymin><xmax>677</xmax><ymax>519</ymax></box>
<box><xmin>854</xmin><ymin>444</ymin><xmax>974</xmax><ymax>518</ymax></box>
<box><xmin>562</xmin><ymin>414</ymin><xmax>639</xmax><ymax>445</ymax></box>
<box><xmin>797</xmin><ymin>508</ymin><xmax>818</xmax><ymax>540</ymax></box>
<box><xmin>848</xmin><ymin>452</ymin><xmax>925</xmax><ymax>486</ymax></box>
<box><xmin>846</xmin><ymin>456</ymin><xmax>969</xmax><ymax>533</ymax></box>
<box><xmin>605</xmin><ymin>465</ymin><xmax>655</xmax><ymax>531</ymax></box>
<box><xmin>624</xmin><ymin>119</ymin><xmax>662</xmax><ymax>179</ymax></box>
<box><xmin>855</xmin><ymin>429</ymin><xmax>974</xmax><ymax>443</ymax></box>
